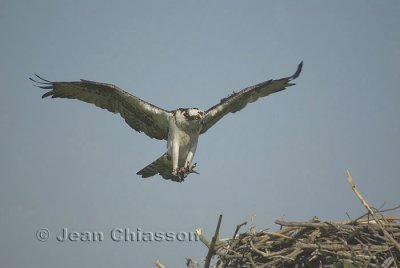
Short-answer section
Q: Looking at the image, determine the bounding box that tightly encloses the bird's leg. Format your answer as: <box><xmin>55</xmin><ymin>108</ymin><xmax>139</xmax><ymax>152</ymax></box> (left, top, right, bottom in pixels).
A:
<box><xmin>177</xmin><ymin>147</ymin><xmax>199</xmax><ymax>177</ymax></box>
<box><xmin>171</xmin><ymin>141</ymin><xmax>180</xmax><ymax>176</ymax></box>
<box><xmin>184</xmin><ymin>151</ymin><xmax>195</xmax><ymax>169</ymax></box>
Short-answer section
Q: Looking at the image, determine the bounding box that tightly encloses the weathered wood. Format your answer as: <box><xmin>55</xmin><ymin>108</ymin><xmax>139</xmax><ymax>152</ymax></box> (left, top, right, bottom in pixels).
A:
<box><xmin>204</xmin><ymin>214</ymin><xmax>223</xmax><ymax>268</ymax></box>
<box><xmin>197</xmin><ymin>213</ymin><xmax>399</xmax><ymax>267</ymax></box>
<box><xmin>347</xmin><ymin>170</ymin><xmax>400</xmax><ymax>252</ymax></box>
<box><xmin>193</xmin><ymin>172</ymin><xmax>399</xmax><ymax>267</ymax></box>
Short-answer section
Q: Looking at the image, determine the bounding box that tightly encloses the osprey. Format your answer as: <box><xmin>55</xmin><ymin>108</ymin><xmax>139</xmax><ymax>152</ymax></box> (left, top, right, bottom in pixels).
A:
<box><xmin>31</xmin><ymin>62</ymin><xmax>302</xmax><ymax>182</ymax></box>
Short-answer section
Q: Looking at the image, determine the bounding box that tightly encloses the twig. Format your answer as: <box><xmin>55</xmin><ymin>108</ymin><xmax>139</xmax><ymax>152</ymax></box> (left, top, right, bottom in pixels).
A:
<box><xmin>346</xmin><ymin>170</ymin><xmax>400</xmax><ymax>252</ymax></box>
<box><xmin>250</xmin><ymin>240</ymin><xmax>269</xmax><ymax>257</ymax></box>
<box><xmin>195</xmin><ymin>228</ymin><xmax>210</xmax><ymax>248</ymax></box>
<box><xmin>379</xmin><ymin>205</ymin><xmax>400</xmax><ymax>214</ymax></box>
<box><xmin>186</xmin><ymin>258</ymin><xmax>199</xmax><ymax>268</ymax></box>
<box><xmin>275</xmin><ymin>219</ymin><xmax>348</xmax><ymax>229</ymax></box>
<box><xmin>351</xmin><ymin>205</ymin><xmax>400</xmax><ymax>224</ymax></box>
<box><xmin>232</xmin><ymin>221</ymin><xmax>247</xmax><ymax>241</ymax></box>
<box><xmin>204</xmin><ymin>214</ymin><xmax>223</xmax><ymax>268</ymax></box>
<box><xmin>265</xmin><ymin>231</ymin><xmax>294</xmax><ymax>240</ymax></box>
<box><xmin>155</xmin><ymin>260</ymin><xmax>166</xmax><ymax>268</ymax></box>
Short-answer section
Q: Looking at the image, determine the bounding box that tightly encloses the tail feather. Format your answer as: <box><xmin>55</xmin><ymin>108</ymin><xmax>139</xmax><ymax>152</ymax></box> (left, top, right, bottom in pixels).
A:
<box><xmin>137</xmin><ymin>154</ymin><xmax>182</xmax><ymax>182</ymax></box>
<box><xmin>137</xmin><ymin>154</ymin><xmax>166</xmax><ymax>178</ymax></box>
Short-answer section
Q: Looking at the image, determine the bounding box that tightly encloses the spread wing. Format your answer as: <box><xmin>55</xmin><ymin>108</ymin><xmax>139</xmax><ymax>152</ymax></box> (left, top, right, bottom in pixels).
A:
<box><xmin>200</xmin><ymin>61</ymin><xmax>303</xmax><ymax>134</ymax></box>
<box><xmin>30</xmin><ymin>75</ymin><xmax>172</xmax><ymax>140</ymax></box>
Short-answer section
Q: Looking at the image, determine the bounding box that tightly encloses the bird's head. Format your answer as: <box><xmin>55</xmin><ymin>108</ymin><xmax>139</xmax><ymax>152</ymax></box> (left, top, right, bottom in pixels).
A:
<box><xmin>177</xmin><ymin>108</ymin><xmax>205</xmax><ymax>121</ymax></box>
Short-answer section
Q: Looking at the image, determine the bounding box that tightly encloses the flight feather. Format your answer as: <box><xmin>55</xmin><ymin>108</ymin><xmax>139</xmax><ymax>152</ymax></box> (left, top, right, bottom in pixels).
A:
<box><xmin>201</xmin><ymin>61</ymin><xmax>303</xmax><ymax>134</ymax></box>
<box><xmin>30</xmin><ymin>75</ymin><xmax>172</xmax><ymax>140</ymax></box>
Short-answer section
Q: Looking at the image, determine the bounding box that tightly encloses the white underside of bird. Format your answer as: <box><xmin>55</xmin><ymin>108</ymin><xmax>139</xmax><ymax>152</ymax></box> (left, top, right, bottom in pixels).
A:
<box><xmin>137</xmin><ymin>108</ymin><xmax>204</xmax><ymax>181</ymax></box>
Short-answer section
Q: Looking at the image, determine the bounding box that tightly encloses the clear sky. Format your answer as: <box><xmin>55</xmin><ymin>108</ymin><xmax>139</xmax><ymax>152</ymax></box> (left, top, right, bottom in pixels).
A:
<box><xmin>1</xmin><ymin>1</ymin><xmax>399</xmax><ymax>267</ymax></box>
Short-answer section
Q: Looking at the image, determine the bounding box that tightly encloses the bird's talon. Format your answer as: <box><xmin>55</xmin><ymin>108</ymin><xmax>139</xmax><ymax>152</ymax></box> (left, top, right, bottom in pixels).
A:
<box><xmin>173</xmin><ymin>164</ymin><xmax>199</xmax><ymax>180</ymax></box>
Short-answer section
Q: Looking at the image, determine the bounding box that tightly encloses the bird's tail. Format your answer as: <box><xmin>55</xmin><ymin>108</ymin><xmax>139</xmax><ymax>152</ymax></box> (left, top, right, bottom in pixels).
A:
<box><xmin>136</xmin><ymin>154</ymin><xmax>181</xmax><ymax>182</ymax></box>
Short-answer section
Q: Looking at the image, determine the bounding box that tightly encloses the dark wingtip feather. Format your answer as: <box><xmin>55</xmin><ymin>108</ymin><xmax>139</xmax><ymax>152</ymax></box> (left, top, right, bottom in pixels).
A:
<box><xmin>30</xmin><ymin>74</ymin><xmax>53</xmax><ymax>85</ymax></box>
<box><xmin>42</xmin><ymin>91</ymin><xmax>54</xmax><ymax>98</ymax></box>
<box><xmin>34</xmin><ymin>73</ymin><xmax>52</xmax><ymax>83</ymax></box>
<box><xmin>291</xmin><ymin>61</ymin><xmax>303</xmax><ymax>79</ymax></box>
<box><xmin>30</xmin><ymin>74</ymin><xmax>55</xmax><ymax>98</ymax></box>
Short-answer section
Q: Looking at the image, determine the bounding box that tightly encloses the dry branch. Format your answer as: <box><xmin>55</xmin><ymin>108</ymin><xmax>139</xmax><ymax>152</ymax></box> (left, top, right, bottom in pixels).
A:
<box><xmin>347</xmin><ymin>170</ymin><xmax>400</xmax><ymax>252</ymax></box>
<box><xmin>155</xmin><ymin>260</ymin><xmax>165</xmax><ymax>268</ymax></box>
<box><xmin>204</xmin><ymin>214</ymin><xmax>223</xmax><ymax>268</ymax></box>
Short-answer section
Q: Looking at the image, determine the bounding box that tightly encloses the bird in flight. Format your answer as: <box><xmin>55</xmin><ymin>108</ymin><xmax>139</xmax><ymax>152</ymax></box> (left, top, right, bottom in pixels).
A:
<box><xmin>31</xmin><ymin>62</ymin><xmax>302</xmax><ymax>182</ymax></box>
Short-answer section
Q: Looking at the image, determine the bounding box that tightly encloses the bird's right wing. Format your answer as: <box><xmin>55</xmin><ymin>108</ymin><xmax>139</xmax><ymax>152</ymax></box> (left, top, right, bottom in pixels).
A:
<box><xmin>31</xmin><ymin>75</ymin><xmax>172</xmax><ymax>140</ymax></box>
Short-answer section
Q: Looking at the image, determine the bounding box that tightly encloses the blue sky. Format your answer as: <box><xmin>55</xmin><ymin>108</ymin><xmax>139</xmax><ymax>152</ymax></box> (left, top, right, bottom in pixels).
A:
<box><xmin>1</xmin><ymin>1</ymin><xmax>400</xmax><ymax>267</ymax></box>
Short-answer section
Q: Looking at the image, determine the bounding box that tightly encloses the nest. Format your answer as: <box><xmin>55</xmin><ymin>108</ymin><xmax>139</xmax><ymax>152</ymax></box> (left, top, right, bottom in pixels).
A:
<box><xmin>195</xmin><ymin>172</ymin><xmax>400</xmax><ymax>268</ymax></box>
<box><xmin>155</xmin><ymin>171</ymin><xmax>399</xmax><ymax>268</ymax></box>
<box><xmin>197</xmin><ymin>215</ymin><xmax>400</xmax><ymax>267</ymax></box>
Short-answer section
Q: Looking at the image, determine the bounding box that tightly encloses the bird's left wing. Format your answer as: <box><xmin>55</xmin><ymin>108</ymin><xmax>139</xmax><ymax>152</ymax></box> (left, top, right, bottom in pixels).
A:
<box><xmin>31</xmin><ymin>75</ymin><xmax>172</xmax><ymax>140</ymax></box>
<box><xmin>200</xmin><ymin>61</ymin><xmax>303</xmax><ymax>134</ymax></box>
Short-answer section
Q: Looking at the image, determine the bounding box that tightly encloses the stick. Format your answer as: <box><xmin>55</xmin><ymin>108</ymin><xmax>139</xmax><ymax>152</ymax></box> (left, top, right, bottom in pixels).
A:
<box><xmin>155</xmin><ymin>260</ymin><xmax>166</xmax><ymax>268</ymax></box>
<box><xmin>233</xmin><ymin>221</ymin><xmax>247</xmax><ymax>239</ymax></box>
<box><xmin>195</xmin><ymin>228</ymin><xmax>211</xmax><ymax>248</ymax></box>
<box><xmin>346</xmin><ymin>170</ymin><xmax>400</xmax><ymax>252</ymax></box>
<box><xmin>204</xmin><ymin>215</ymin><xmax>223</xmax><ymax>268</ymax></box>
<box><xmin>275</xmin><ymin>219</ymin><xmax>331</xmax><ymax>229</ymax></box>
